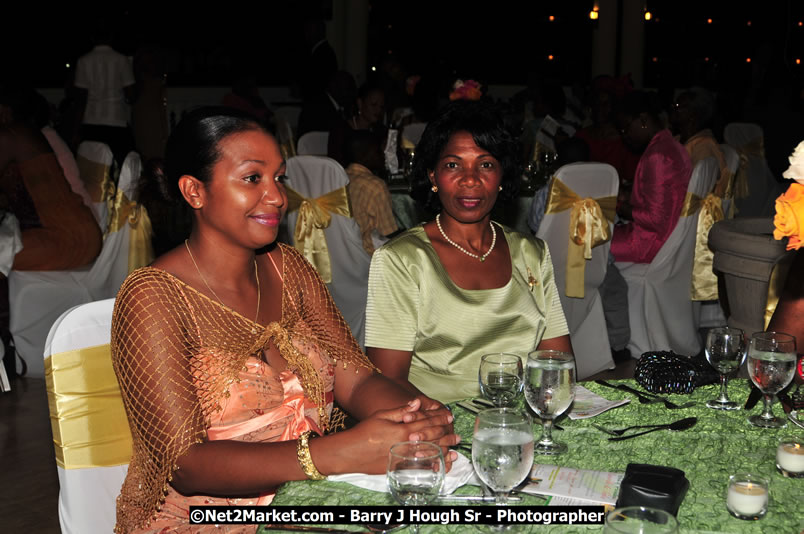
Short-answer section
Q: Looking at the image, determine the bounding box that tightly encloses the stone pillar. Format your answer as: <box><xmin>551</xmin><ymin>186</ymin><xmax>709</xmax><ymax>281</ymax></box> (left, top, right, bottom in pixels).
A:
<box><xmin>591</xmin><ymin>0</ymin><xmax>618</xmax><ymax>79</ymax></box>
<box><xmin>620</xmin><ymin>0</ymin><xmax>645</xmax><ymax>87</ymax></box>
<box><xmin>329</xmin><ymin>0</ymin><xmax>369</xmax><ymax>86</ymax></box>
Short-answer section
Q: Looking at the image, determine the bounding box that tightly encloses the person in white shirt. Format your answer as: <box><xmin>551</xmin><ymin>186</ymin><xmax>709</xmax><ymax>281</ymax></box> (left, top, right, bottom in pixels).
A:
<box><xmin>74</xmin><ymin>22</ymin><xmax>135</xmax><ymax>166</ymax></box>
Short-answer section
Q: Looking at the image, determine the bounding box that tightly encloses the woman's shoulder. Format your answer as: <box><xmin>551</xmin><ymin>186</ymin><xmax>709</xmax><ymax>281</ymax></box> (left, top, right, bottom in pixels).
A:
<box><xmin>501</xmin><ymin>224</ymin><xmax>547</xmax><ymax>255</ymax></box>
<box><xmin>116</xmin><ymin>266</ymin><xmax>185</xmax><ymax>307</ymax></box>
<box><xmin>378</xmin><ymin>225</ymin><xmax>429</xmax><ymax>252</ymax></box>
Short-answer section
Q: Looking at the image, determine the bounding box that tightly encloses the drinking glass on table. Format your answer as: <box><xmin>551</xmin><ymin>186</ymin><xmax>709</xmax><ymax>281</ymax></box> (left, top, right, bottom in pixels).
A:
<box><xmin>471</xmin><ymin>408</ymin><xmax>534</xmax><ymax>505</ymax></box>
<box><xmin>479</xmin><ymin>353</ymin><xmax>524</xmax><ymax>407</ymax></box>
<box><xmin>525</xmin><ymin>350</ymin><xmax>575</xmax><ymax>455</ymax></box>
<box><xmin>386</xmin><ymin>441</ymin><xmax>444</xmax><ymax>534</ymax></box>
<box><xmin>705</xmin><ymin>327</ymin><xmax>746</xmax><ymax>410</ymax></box>
<box><xmin>604</xmin><ymin>506</ymin><xmax>679</xmax><ymax>534</ymax></box>
<box><xmin>747</xmin><ymin>331</ymin><xmax>797</xmax><ymax>428</ymax></box>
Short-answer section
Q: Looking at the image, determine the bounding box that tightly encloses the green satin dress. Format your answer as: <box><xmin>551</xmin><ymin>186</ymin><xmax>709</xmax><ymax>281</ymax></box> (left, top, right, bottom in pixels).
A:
<box><xmin>365</xmin><ymin>224</ymin><xmax>568</xmax><ymax>403</ymax></box>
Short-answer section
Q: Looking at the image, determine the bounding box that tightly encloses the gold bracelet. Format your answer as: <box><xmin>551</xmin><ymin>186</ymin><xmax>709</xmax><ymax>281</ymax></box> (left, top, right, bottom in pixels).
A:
<box><xmin>296</xmin><ymin>430</ymin><xmax>325</xmax><ymax>480</ymax></box>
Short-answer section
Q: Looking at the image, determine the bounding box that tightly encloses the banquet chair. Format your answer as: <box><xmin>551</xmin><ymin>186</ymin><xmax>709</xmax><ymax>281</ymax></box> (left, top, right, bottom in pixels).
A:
<box><xmin>76</xmin><ymin>141</ymin><xmax>116</xmax><ymax>232</ymax></box>
<box><xmin>44</xmin><ymin>298</ymin><xmax>130</xmax><ymax>534</ymax></box>
<box><xmin>283</xmin><ymin>156</ymin><xmax>371</xmax><ymax>347</ymax></box>
<box><xmin>724</xmin><ymin>123</ymin><xmax>783</xmax><ymax>218</ymax></box>
<box><xmin>720</xmin><ymin>144</ymin><xmax>740</xmax><ymax>218</ymax></box>
<box><xmin>616</xmin><ymin>157</ymin><xmax>719</xmax><ymax>358</ymax></box>
<box><xmin>8</xmin><ymin>151</ymin><xmax>153</xmax><ymax>377</ymax></box>
<box><xmin>535</xmin><ymin>163</ymin><xmax>618</xmax><ymax>379</ymax></box>
<box><xmin>296</xmin><ymin>131</ymin><xmax>329</xmax><ymax>156</ymax></box>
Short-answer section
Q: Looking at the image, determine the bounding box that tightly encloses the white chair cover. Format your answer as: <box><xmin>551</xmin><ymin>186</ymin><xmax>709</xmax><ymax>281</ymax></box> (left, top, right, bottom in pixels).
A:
<box><xmin>9</xmin><ymin>151</ymin><xmax>150</xmax><ymax>377</ymax></box>
<box><xmin>724</xmin><ymin>123</ymin><xmax>783</xmax><ymax>218</ymax></box>
<box><xmin>401</xmin><ymin>122</ymin><xmax>427</xmax><ymax>147</ymax></box>
<box><xmin>616</xmin><ymin>158</ymin><xmax>719</xmax><ymax>358</ymax></box>
<box><xmin>536</xmin><ymin>163</ymin><xmax>618</xmax><ymax>379</ymax></box>
<box><xmin>44</xmin><ymin>298</ymin><xmax>129</xmax><ymax>534</ymax></box>
<box><xmin>296</xmin><ymin>131</ymin><xmax>329</xmax><ymax>156</ymax></box>
<box><xmin>283</xmin><ymin>156</ymin><xmax>371</xmax><ymax>347</ymax></box>
<box><xmin>76</xmin><ymin>141</ymin><xmax>115</xmax><ymax>233</ymax></box>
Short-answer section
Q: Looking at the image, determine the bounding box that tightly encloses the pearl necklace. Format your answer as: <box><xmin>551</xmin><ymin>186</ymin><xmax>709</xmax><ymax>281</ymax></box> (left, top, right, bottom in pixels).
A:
<box><xmin>435</xmin><ymin>213</ymin><xmax>497</xmax><ymax>262</ymax></box>
<box><xmin>185</xmin><ymin>240</ymin><xmax>261</xmax><ymax>334</ymax></box>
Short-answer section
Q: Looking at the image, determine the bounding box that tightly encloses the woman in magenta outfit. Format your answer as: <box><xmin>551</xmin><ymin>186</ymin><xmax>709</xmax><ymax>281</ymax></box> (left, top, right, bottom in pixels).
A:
<box><xmin>611</xmin><ymin>91</ymin><xmax>692</xmax><ymax>264</ymax></box>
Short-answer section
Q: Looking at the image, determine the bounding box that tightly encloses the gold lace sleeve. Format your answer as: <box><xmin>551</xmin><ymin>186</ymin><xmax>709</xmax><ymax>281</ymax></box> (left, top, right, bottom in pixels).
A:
<box><xmin>279</xmin><ymin>244</ymin><xmax>377</xmax><ymax>384</ymax></box>
<box><xmin>111</xmin><ymin>268</ymin><xmax>208</xmax><ymax>533</ymax></box>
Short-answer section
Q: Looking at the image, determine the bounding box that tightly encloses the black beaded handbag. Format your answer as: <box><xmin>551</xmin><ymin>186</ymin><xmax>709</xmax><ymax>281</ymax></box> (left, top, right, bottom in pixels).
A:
<box><xmin>634</xmin><ymin>351</ymin><xmax>719</xmax><ymax>394</ymax></box>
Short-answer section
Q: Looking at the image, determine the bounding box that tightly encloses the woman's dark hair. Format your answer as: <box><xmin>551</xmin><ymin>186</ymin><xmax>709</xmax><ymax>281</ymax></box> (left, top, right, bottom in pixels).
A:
<box><xmin>357</xmin><ymin>81</ymin><xmax>384</xmax><ymax>101</ymax></box>
<box><xmin>410</xmin><ymin>100</ymin><xmax>521</xmax><ymax>212</ymax></box>
<box><xmin>154</xmin><ymin>106</ymin><xmax>271</xmax><ymax>203</ymax></box>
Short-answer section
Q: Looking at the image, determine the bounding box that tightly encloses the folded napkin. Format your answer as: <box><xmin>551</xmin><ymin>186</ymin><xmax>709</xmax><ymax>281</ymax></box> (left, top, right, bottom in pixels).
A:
<box><xmin>0</xmin><ymin>213</ymin><xmax>23</xmax><ymax>276</ymax></box>
<box><xmin>327</xmin><ymin>451</ymin><xmax>479</xmax><ymax>494</ymax></box>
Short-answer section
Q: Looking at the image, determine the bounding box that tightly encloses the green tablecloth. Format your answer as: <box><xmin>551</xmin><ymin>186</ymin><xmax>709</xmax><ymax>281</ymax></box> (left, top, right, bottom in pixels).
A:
<box><xmin>261</xmin><ymin>380</ymin><xmax>804</xmax><ymax>534</ymax></box>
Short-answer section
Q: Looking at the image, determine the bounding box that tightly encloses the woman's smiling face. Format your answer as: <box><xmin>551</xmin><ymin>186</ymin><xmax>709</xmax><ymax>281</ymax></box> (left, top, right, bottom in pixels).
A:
<box><xmin>429</xmin><ymin>130</ymin><xmax>502</xmax><ymax>224</ymax></box>
<box><xmin>198</xmin><ymin>129</ymin><xmax>287</xmax><ymax>249</ymax></box>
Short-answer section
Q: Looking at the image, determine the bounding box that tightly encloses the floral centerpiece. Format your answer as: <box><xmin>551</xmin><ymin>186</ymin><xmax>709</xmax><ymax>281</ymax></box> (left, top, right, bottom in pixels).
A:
<box><xmin>449</xmin><ymin>79</ymin><xmax>482</xmax><ymax>101</ymax></box>
<box><xmin>773</xmin><ymin>140</ymin><xmax>804</xmax><ymax>250</ymax></box>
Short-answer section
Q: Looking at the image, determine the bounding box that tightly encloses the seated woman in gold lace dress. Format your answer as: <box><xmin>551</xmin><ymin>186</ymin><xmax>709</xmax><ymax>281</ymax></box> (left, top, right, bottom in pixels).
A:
<box><xmin>111</xmin><ymin>107</ymin><xmax>458</xmax><ymax>534</ymax></box>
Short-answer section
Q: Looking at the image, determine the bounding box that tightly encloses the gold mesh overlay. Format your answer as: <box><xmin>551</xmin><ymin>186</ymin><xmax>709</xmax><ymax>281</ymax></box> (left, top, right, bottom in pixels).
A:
<box><xmin>111</xmin><ymin>243</ymin><xmax>374</xmax><ymax>533</ymax></box>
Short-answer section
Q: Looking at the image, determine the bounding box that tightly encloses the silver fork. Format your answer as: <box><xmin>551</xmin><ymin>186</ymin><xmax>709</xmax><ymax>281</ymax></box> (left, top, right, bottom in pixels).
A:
<box><xmin>592</xmin><ymin>422</ymin><xmax>680</xmax><ymax>436</ymax></box>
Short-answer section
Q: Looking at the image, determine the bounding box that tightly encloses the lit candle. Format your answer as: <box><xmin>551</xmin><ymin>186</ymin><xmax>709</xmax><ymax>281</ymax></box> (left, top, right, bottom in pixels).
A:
<box><xmin>776</xmin><ymin>439</ymin><xmax>804</xmax><ymax>477</ymax></box>
<box><xmin>727</xmin><ymin>477</ymin><xmax>768</xmax><ymax>519</ymax></box>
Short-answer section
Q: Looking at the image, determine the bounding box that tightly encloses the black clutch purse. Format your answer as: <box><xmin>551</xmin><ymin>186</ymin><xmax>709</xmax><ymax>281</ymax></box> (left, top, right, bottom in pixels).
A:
<box><xmin>634</xmin><ymin>351</ymin><xmax>719</xmax><ymax>394</ymax></box>
<box><xmin>615</xmin><ymin>463</ymin><xmax>690</xmax><ymax>516</ymax></box>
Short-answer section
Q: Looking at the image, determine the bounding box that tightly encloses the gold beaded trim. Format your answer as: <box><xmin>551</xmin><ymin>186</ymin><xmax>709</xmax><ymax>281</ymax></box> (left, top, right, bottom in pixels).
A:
<box><xmin>296</xmin><ymin>430</ymin><xmax>326</xmax><ymax>480</ymax></box>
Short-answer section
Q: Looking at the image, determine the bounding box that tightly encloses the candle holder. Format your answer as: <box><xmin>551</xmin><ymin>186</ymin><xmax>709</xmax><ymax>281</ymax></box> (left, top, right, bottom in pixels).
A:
<box><xmin>776</xmin><ymin>437</ymin><xmax>804</xmax><ymax>478</ymax></box>
<box><xmin>726</xmin><ymin>474</ymin><xmax>769</xmax><ymax>520</ymax></box>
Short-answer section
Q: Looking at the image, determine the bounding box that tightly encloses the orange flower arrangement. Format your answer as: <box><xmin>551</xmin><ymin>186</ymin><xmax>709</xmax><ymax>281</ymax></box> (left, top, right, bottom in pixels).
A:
<box><xmin>449</xmin><ymin>79</ymin><xmax>482</xmax><ymax>101</ymax></box>
<box><xmin>773</xmin><ymin>140</ymin><xmax>804</xmax><ymax>250</ymax></box>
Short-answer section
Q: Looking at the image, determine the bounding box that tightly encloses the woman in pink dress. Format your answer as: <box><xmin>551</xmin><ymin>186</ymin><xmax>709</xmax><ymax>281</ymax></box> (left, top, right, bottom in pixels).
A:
<box><xmin>111</xmin><ymin>107</ymin><xmax>458</xmax><ymax>533</ymax></box>
<box><xmin>611</xmin><ymin>91</ymin><xmax>692</xmax><ymax>264</ymax></box>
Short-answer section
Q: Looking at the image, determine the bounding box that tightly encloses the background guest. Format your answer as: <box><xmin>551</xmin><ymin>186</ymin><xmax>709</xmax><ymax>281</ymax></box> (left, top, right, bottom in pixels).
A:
<box><xmin>328</xmin><ymin>82</ymin><xmax>386</xmax><ymax>165</ymax></box>
<box><xmin>611</xmin><ymin>90</ymin><xmax>692</xmax><ymax>263</ymax></box>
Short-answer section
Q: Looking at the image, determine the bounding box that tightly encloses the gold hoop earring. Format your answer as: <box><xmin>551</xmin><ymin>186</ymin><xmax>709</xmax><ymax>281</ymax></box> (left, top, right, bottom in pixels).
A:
<box><xmin>431</xmin><ymin>185</ymin><xmax>438</xmax><ymax>193</ymax></box>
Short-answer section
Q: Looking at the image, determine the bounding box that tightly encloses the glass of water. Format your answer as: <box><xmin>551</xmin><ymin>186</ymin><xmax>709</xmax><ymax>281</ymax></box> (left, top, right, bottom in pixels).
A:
<box><xmin>705</xmin><ymin>327</ymin><xmax>746</xmax><ymax>410</ymax></box>
<box><xmin>386</xmin><ymin>441</ymin><xmax>444</xmax><ymax>534</ymax></box>
<box><xmin>604</xmin><ymin>506</ymin><xmax>679</xmax><ymax>533</ymax></box>
<box><xmin>747</xmin><ymin>332</ymin><xmax>797</xmax><ymax>428</ymax></box>
<box><xmin>471</xmin><ymin>408</ymin><xmax>534</xmax><ymax>505</ymax></box>
<box><xmin>479</xmin><ymin>353</ymin><xmax>524</xmax><ymax>407</ymax></box>
<box><xmin>525</xmin><ymin>350</ymin><xmax>576</xmax><ymax>455</ymax></box>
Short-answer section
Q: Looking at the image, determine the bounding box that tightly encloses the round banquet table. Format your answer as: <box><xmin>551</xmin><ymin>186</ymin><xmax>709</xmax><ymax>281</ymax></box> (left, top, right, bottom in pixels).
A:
<box><xmin>261</xmin><ymin>379</ymin><xmax>804</xmax><ymax>534</ymax></box>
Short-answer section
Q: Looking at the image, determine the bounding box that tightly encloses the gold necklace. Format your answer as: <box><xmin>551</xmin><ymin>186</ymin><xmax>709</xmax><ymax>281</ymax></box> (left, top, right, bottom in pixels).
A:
<box><xmin>185</xmin><ymin>239</ymin><xmax>261</xmax><ymax>334</ymax></box>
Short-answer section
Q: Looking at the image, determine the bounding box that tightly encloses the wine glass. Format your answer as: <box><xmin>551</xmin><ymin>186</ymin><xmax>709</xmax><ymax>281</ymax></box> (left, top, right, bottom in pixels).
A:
<box><xmin>525</xmin><ymin>350</ymin><xmax>576</xmax><ymax>455</ymax></box>
<box><xmin>747</xmin><ymin>331</ymin><xmax>797</xmax><ymax>428</ymax></box>
<box><xmin>704</xmin><ymin>327</ymin><xmax>746</xmax><ymax>410</ymax></box>
<box><xmin>479</xmin><ymin>353</ymin><xmax>524</xmax><ymax>407</ymax></box>
<box><xmin>471</xmin><ymin>408</ymin><xmax>534</xmax><ymax>505</ymax></box>
<box><xmin>604</xmin><ymin>506</ymin><xmax>679</xmax><ymax>534</ymax></box>
<box><xmin>386</xmin><ymin>441</ymin><xmax>444</xmax><ymax>534</ymax></box>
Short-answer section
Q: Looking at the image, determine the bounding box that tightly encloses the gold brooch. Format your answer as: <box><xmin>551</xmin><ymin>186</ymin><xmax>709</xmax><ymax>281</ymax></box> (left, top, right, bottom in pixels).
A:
<box><xmin>527</xmin><ymin>267</ymin><xmax>538</xmax><ymax>291</ymax></box>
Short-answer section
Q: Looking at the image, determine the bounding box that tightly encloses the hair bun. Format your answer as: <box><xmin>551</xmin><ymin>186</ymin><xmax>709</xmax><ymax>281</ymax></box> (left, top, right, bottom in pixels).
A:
<box><xmin>143</xmin><ymin>157</ymin><xmax>177</xmax><ymax>204</ymax></box>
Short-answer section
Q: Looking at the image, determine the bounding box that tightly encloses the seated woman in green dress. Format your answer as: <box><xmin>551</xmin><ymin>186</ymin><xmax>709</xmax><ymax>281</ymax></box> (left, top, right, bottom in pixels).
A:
<box><xmin>365</xmin><ymin>100</ymin><xmax>572</xmax><ymax>404</ymax></box>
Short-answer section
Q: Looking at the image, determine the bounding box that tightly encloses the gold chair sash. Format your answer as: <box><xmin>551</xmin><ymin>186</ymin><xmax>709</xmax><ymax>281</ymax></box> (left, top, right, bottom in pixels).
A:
<box><xmin>733</xmin><ymin>137</ymin><xmax>765</xmax><ymax>200</ymax></box>
<box><xmin>544</xmin><ymin>178</ymin><xmax>616</xmax><ymax>298</ymax></box>
<box><xmin>690</xmin><ymin>193</ymin><xmax>725</xmax><ymax>301</ymax></box>
<box><xmin>106</xmin><ymin>188</ymin><xmax>155</xmax><ymax>273</ymax></box>
<box><xmin>285</xmin><ymin>185</ymin><xmax>352</xmax><ymax>283</ymax></box>
<box><xmin>76</xmin><ymin>155</ymin><xmax>115</xmax><ymax>204</ymax></box>
<box><xmin>45</xmin><ymin>344</ymin><xmax>132</xmax><ymax>469</ymax></box>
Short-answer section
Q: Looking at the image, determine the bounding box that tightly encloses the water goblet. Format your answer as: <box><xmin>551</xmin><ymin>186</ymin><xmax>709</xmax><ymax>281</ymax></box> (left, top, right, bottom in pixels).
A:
<box><xmin>479</xmin><ymin>353</ymin><xmax>524</xmax><ymax>407</ymax></box>
<box><xmin>525</xmin><ymin>350</ymin><xmax>576</xmax><ymax>455</ymax></box>
<box><xmin>386</xmin><ymin>441</ymin><xmax>444</xmax><ymax>534</ymax></box>
<box><xmin>604</xmin><ymin>506</ymin><xmax>679</xmax><ymax>534</ymax></box>
<box><xmin>747</xmin><ymin>331</ymin><xmax>797</xmax><ymax>428</ymax></box>
<box><xmin>471</xmin><ymin>408</ymin><xmax>534</xmax><ymax>505</ymax></box>
<box><xmin>705</xmin><ymin>327</ymin><xmax>746</xmax><ymax>410</ymax></box>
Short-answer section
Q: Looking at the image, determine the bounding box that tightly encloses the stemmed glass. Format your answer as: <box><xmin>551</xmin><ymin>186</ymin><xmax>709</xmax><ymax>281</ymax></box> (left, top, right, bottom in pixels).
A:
<box><xmin>471</xmin><ymin>408</ymin><xmax>534</xmax><ymax>505</ymax></box>
<box><xmin>704</xmin><ymin>327</ymin><xmax>746</xmax><ymax>410</ymax></box>
<box><xmin>604</xmin><ymin>506</ymin><xmax>679</xmax><ymax>534</ymax></box>
<box><xmin>479</xmin><ymin>353</ymin><xmax>524</xmax><ymax>407</ymax></box>
<box><xmin>747</xmin><ymin>332</ymin><xmax>797</xmax><ymax>428</ymax></box>
<box><xmin>386</xmin><ymin>441</ymin><xmax>445</xmax><ymax>534</ymax></box>
<box><xmin>525</xmin><ymin>350</ymin><xmax>576</xmax><ymax>455</ymax></box>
